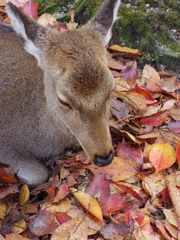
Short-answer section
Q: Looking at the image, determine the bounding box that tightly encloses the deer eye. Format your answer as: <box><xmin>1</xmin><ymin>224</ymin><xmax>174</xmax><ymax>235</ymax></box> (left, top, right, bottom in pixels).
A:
<box><xmin>58</xmin><ymin>98</ymin><xmax>73</xmax><ymax>110</ymax></box>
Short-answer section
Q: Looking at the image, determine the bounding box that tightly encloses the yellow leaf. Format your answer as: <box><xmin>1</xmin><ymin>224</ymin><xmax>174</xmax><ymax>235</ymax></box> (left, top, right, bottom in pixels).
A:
<box><xmin>147</xmin><ymin>143</ymin><xmax>176</xmax><ymax>173</ymax></box>
<box><xmin>19</xmin><ymin>184</ymin><xmax>29</xmax><ymax>206</ymax></box>
<box><xmin>10</xmin><ymin>219</ymin><xmax>26</xmax><ymax>234</ymax></box>
<box><xmin>41</xmin><ymin>197</ymin><xmax>71</xmax><ymax>213</ymax></box>
<box><xmin>70</xmin><ymin>189</ymin><xmax>103</xmax><ymax>222</ymax></box>
<box><xmin>163</xmin><ymin>208</ymin><xmax>178</xmax><ymax>228</ymax></box>
<box><xmin>109</xmin><ymin>45</ymin><xmax>141</xmax><ymax>58</ymax></box>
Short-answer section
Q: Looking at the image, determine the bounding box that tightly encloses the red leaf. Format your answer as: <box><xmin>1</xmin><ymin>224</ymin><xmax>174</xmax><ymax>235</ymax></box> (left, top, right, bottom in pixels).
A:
<box><xmin>135</xmin><ymin>84</ymin><xmax>154</xmax><ymax>101</ymax></box>
<box><xmin>176</xmin><ymin>142</ymin><xmax>180</xmax><ymax>168</ymax></box>
<box><xmin>101</xmin><ymin>193</ymin><xmax>127</xmax><ymax>217</ymax></box>
<box><xmin>140</xmin><ymin>110</ymin><xmax>169</xmax><ymax>127</ymax></box>
<box><xmin>167</xmin><ymin>121</ymin><xmax>180</xmax><ymax>133</ymax></box>
<box><xmin>85</xmin><ymin>173</ymin><xmax>110</xmax><ymax>206</ymax></box>
<box><xmin>45</xmin><ymin>185</ymin><xmax>55</xmax><ymax>198</ymax></box>
<box><xmin>117</xmin><ymin>141</ymin><xmax>143</xmax><ymax>166</ymax></box>
<box><xmin>22</xmin><ymin>2</ymin><xmax>38</xmax><ymax>19</ymax></box>
<box><xmin>161</xmin><ymin>185</ymin><xmax>171</xmax><ymax>207</ymax></box>
<box><xmin>55</xmin><ymin>212</ymin><xmax>71</xmax><ymax>225</ymax></box>
<box><xmin>124</xmin><ymin>210</ymin><xmax>145</xmax><ymax>226</ymax></box>
<box><xmin>114</xmin><ymin>182</ymin><xmax>141</xmax><ymax>201</ymax></box>
<box><xmin>0</xmin><ymin>185</ymin><xmax>19</xmax><ymax>199</ymax></box>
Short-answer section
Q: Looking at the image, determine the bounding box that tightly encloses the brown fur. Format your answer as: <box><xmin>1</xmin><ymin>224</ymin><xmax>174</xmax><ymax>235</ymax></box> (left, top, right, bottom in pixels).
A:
<box><xmin>0</xmin><ymin>0</ymin><xmax>121</xmax><ymax>186</ymax></box>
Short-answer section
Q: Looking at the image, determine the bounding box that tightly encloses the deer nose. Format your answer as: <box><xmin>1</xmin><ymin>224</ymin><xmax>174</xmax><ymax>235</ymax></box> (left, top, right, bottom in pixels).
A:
<box><xmin>95</xmin><ymin>151</ymin><xmax>114</xmax><ymax>167</ymax></box>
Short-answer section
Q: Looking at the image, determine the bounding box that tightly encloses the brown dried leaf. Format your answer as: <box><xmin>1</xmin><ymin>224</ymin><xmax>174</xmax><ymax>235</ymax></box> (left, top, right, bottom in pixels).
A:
<box><xmin>51</xmin><ymin>214</ymin><xmax>88</xmax><ymax>240</ymax></box>
<box><xmin>29</xmin><ymin>210</ymin><xmax>59</xmax><ymax>236</ymax></box>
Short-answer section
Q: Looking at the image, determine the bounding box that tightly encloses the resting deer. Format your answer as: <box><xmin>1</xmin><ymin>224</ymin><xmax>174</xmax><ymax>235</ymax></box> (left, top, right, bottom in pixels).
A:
<box><xmin>0</xmin><ymin>0</ymin><xmax>121</xmax><ymax>187</ymax></box>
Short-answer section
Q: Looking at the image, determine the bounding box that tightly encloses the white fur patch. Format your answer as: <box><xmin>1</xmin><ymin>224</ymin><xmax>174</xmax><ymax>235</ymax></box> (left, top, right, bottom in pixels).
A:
<box><xmin>104</xmin><ymin>0</ymin><xmax>121</xmax><ymax>45</ymax></box>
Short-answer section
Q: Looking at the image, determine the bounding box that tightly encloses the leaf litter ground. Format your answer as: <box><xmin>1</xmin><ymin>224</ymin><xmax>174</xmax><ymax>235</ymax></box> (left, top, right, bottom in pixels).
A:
<box><xmin>0</xmin><ymin>3</ymin><xmax>180</xmax><ymax>240</ymax></box>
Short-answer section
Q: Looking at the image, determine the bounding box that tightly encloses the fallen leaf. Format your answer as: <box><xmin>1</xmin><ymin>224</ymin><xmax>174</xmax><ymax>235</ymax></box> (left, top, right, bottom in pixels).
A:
<box><xmin>41</xmin><ymin>197</ymin><xmax>71</xmax><ymax>213</ymax></box>
<box><xmin>107</xmin><ymin>57</ymin><xmax>125</xmax><ymax>70</ymax></box>
<box><xmin>163</xmin><ymin>208</ymin><xmax>178</xmax><ymax>228</ymax></box>
<box><xmin>123</xmin><ymin>92</ymin><xmax>147</xmax><ymax>115</ymax></box>
<box><xmin>51</xmin><ymin>214</ymin><xmax>87</xmax><ymax>240</ymax></box>
<box><xmin>161</xmin><ymin>99</ymin><xmax>175</xmax><ymax>111</ymax></box>
<box><xmin>147</xmin><ymin>143</ymin><xmax>176</xmax><ymax>173</ymax></box>
<box><xmin>19</xmin><ymin>184</ymin><xmax>29</xmax><ymax>206</ymax></box>
<box><xmin>142</xmin><ymin>172</ymin><xmax>166</xmax><ymax>197</ymax></box>
<box><xmin>158</xmin><ymin>71</ymin><xmax>173</xmax><ymax>78</ymax></box>
<box><xmin>165</xmin><ymin>219</ymin><xmax>180</xmax><ymax>240</ymax></box>
<box><xmin>0</xmin><ymin>168</ymin><xmax>18</xmax><ymax>184</ymax></box>
<box><xmin>29</xmin><ymin>210</ymin><xmax>59</xmax><ymax>236</ymax></box>
<box><xmin>135</xmin><ymin>83</ymin><xmax>154</xmax><ymax>101</ymax></box>
<box><xmin>142</xmin><ymin>64</ymin><xmax>160</xmax><ymax>84</ymax></box>
<box><xmin>109</xmin><ymin>45</ymin><xmax>141</xmax><ymax>58</ymax></box>
<box><xmin>85</xmin><ymin>213</ymin><xmax>104</xmax><ymax>236</ymax></box>
<box><xmin>100</xmin><ymin>222</ymin><xmax>130</xmax><ymax>240</ymax></box>
<box><xmin>117</xmin><ymin>141</ymin><xmax>143</xmax><ymax>166</ymax></box>
<box><xmin>176</xmin><ymin>142</ymin><xmax>180</xmax><ymax>168</ymax></box>
<box><xmin>0</xmin><ymin>185</ymin><xmax>19</xmax><ymax>199</ymax></box>
<box><xmin>0</xmin><ymin>202</ymin><xmax>6</xmax><ymax>219</ymax></box>
<box><xmin>155</xmin><ymin>220</ymin><xmax>172</xmax><ymax>240</ymax></box>
<box><xmin>85</xmin><ymin>173</ymin><xmax>110</xmax><ymax>206</ymax></box>
<box><xmin>114</xmin><ymin>77</ymin><xmax>130</xmax><ymax>92</ymax></box>
<box><xmin>22</xmin><ymin>1</ymin><xmax>38</xmax><ymax>19</ymax></box>
<box><xmin>110</xmin><ymin>97</ymin><xmax>129</xmax><ymax>120</ymax></box>
<box><xmin>10</xmin><ymin>219</ymin><xmax>26</xmax><ymax>234</ymax></box>
<box><xmin>120</xmin><ymin>130</ymin><xmax>143</xmax><ymax>145</ymax></box>
<box><xmin>5</xmin><ymin>233</ymin><xmax>28</xmax><ymax>240</ymax></box>
<box><xmin>101</xmin><ymin>193</ymin><xmax>127</xmax><ymax>217</ymax></box>
<box><xmin>55</xmin><ymin>212</ymin><xmax>71</xmax><ymax>225</ymax></box>
<box><xmin>140</xmin><ymin>110</ymin><xmax>169</xmax><ymax>127</ymax></box>
<box><xmin>37</xmin><ymin>13</ymin><xmax>57</xmax><ymax>27</ymax></box>
<box><xmin>166</xmin><ymin>172</ymin><xmax>180</xmax><ymax>225</ymax></box>
<box><xmin>120</xmin><ymin>65</ymin><xmax>137</xmax><ymax>85</ymax></box>
<box><xmin>54</xmin><ymin>183</ymin><xmax>69</xmax><ymax>202</ymax></box>
<box><xmin>167</xmin><ymin>121</ymin><xmax>180</xmax><ymax>133</ymax></box>
<box><xmin>124</xmin><ymin>210</ymin><xmax>145</xmax><ymax>226</ymax></box>
<box><xmin>161</xmin><ymin>76</ymin><xmax>177</xmax><ymax>92</ymax></box>
<box><xmin>70</xmin><ymin>188</ymin><xmax>103</xmax><ymax>221</ymax></box>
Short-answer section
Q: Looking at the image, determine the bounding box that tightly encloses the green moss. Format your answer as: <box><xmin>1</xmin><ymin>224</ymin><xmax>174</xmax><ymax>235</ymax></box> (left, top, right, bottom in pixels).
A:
<box><xmin>137</xmin><ymin>1</ymin><xmax>147</xmax><ymax>12</ymax></box>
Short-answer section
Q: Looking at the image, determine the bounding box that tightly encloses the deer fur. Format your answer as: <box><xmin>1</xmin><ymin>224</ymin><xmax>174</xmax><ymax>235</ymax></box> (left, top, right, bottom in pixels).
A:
<box><xmin>0</xmin><ymin>0</ymin><xmax>121</xmax><ymax>187</ymax></box>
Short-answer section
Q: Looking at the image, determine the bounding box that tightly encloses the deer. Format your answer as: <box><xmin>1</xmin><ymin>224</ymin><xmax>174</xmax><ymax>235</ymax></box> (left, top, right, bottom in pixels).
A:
<box><xmin>0</xmin><ymin>0</ymin><xmax>121</xmax><ymax>187</ymax></box>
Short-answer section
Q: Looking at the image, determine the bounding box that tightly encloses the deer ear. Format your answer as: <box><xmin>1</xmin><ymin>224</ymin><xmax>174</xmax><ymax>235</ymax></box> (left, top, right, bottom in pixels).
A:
<box><xmin>5</xmin><ymin>2</ymin><xmax>46</xmax><ymax>61</ymax></box>
<box><xmin>87</xmin><ymin>0</ymin><xmax>121</xmax><ymax>45</ymax></box>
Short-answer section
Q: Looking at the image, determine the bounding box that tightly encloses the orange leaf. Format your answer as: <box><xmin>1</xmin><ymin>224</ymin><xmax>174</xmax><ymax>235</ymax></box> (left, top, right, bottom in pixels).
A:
<box><xmin>140</xmin><ymin>110</ymin><xmax>169</xmax><ymax>127</ymax></box>
<box><xmin>70</xmin><ymin>188</ymin><xmax>103</xmax><ymax>222</ymax></box>
<box><xmin>176</xmin><ymin>142</ymin><xmax>180</xmax><ymax>168</ymax></box>
<box><xmin>147</xmin><ymin>143</ymin><xmax>176</xmax><ymax>173</ymax></box>
<box><xmin>135</xmin><ymin>83</ymin><xmax>154</xmax><ymax>101</ymax></box>
<box><xmin>109</xmin><ymin>45</ymin><xmax>141</xmax><ymax>58</ymax></box>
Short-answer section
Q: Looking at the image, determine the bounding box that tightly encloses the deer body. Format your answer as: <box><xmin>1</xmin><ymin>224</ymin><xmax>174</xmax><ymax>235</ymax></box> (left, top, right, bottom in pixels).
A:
<box><xmin>0</xmin><ymin>0</ymin><xmax>121</xmax><ymax>187</ymax></box>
